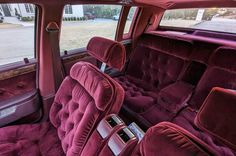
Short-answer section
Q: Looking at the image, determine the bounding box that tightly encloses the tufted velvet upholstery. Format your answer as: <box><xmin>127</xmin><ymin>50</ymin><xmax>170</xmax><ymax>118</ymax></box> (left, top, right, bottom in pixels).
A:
<box><xmin>50</xmin><ymin>62</ymin><xmax>124</xmax><ymax>155</ymax></box>
<box><xmin>87</xmin><ymin>37</ymin><xmax>126</xmax><ymax>71</ymax></box>
<box><xmin>115</xmin><ymin>33</ymin><xmax>193</xmax><ymax>127</ymax></box>
<box><xmin>0</xmin><ymin>71</ymin><xmax>36</xmax><ymax>101</ymax></box>
<box><xmin>195</xmin><ymin>87</ymin><xmax>236</xmax><ymax>152</ymax></box>
<box><xmin>188</xmin><ymin>47</ymin><xmax>236</xmax><ymax>109</ymax></box>
<box><xmin>172</xmin><ymin>107</ymin><xmax>236</xmax><ymax>156</ymax></box>
<box><xmin>131</xmin><ymin>122</ymin><xmax>218</xmax><ymax>156</ymax></box>
<box><xmin>172</xmin><ymin>47</ymin><xmax>236</xmax><ymax>156</ymax></box>
<box><xmin>0</xmin><ymin>62</ymin><xmax>124</xmax><ymax>156</ymax></box>
<box><xmin>115</xmin><ymin>34</ymin><xmax>236</xmax><ymax>155</ymax></box>
<box><xmin>0</xmin><ymin>122</ymin><xmax>64</xmax><ymax>156</ymax></box>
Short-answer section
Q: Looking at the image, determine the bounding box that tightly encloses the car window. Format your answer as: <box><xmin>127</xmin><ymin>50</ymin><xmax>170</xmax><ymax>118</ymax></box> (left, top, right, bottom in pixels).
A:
<box><xmin>0</xmin><ymin>3</ymin><xmax>36</xmax><ymax>66</ymax></box>
<box><xmin>60</xmin><ymin>5</ymin><xmax>122</xmax><ymax>53</ymax></box>
<box><xmin>124</xmin><ymin>7</ymin><xmax>137</xmax><ymax>34</ymax></box>
<box><xmin>160</xmin><ymin>8</ymin><xmax>236</xmax><ymax>34</ymax></box>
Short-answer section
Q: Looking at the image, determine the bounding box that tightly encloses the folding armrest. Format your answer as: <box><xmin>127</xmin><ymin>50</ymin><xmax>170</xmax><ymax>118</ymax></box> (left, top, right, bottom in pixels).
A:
<box><xmin>158</xmin><ymin>81</ymin><xmax>194</xmax><ymax>114</ymax></box>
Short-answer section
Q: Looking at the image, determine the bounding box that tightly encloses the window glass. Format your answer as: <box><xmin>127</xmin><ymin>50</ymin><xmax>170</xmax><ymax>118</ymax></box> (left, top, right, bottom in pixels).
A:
<box><xmin>60</xmin><ymin>5</ymin><xmax>122</xmax><ymax>52</ymax></box>
<box><xmin>0</xmin><ymin>3</ymin><xmax>35</xmax><ymax>66</ymax></box>
<box><xmin>124</xmin><ymin>7</ymin><xmax>137</xmax><ymax>34</ymax></box>
<box><xmin>160</xmin><ymin>8</ymin><xmax>236</xmax><ymax>34</ymax></box>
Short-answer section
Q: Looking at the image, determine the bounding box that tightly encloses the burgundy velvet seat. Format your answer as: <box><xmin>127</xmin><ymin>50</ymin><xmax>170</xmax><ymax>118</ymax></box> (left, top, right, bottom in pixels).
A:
<box><xmin>131</xmin><ymin>122</ymin><xmax>218</xmax><ymax>156</ymax></box>
<box><xmin>172</xmin><ymin>47</ymin><xmax>236</xmax><ymax>155</ymax></box>
<box><xmin>173</xmin><ymin>46</ymin><xmax>236</xmax><ymax>128</ymax></box>
<box><xmin>194</xmin><ymin>87</ymin><xmax>236</xmax><ymax>155</ymax></box>
<box><xmin>0</xmin><ymin>62</ymin><xmax>124</xmax><ymax>156</ymax></box>
<box><xmin>115</xmin><ymin>33</ymin><xmax>193</xmax><ymax>127</ymax></box>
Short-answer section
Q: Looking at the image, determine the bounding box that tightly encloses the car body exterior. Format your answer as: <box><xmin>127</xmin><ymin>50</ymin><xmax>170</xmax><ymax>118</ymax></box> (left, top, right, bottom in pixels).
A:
<box><xmin>84</xmin><ymin>12</ymin><xmax>95</xmax><ymax>20</ymax></box>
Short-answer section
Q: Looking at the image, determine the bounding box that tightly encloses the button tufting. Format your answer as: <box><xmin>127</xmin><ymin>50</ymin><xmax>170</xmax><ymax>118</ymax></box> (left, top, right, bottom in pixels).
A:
<box><xmin>63</xmin><ymin>112</ymin><xmax>69</xmax><ymax>119</ymax></box>
<box><xmin>67</xmin><ymin>123</ymin><xmax>74</xmax><ymax>131</ymax></box>
<box><xmin>72</xmin><ymin>103</ymin><xmax>79</xmax><ymax>110</ymax></box>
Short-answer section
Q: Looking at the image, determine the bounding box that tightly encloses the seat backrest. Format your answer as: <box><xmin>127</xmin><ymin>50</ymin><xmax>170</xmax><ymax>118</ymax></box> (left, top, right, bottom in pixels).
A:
<box><xmin>126</xmin><ymin>33</ymin><xmax>193</xmax><ymax>90</ymax></box>
<box><xmin>49</xmin><ymin>62</ymin><xmax>124</xmax><ymax>156</ymax></box>
<box><xmin>189</xmin><ymin>46</ymin><xmax>236</xmax><ymax>109</ymax></box>
<box><xmin>195</xmin><ymin>87</ymin><xmax>236</xmax><ymax>154</ymax></box>
<box><xmin>131</xmin><ymin>122</ymin><xmax>218</xmax><ymax>156</ymax></box>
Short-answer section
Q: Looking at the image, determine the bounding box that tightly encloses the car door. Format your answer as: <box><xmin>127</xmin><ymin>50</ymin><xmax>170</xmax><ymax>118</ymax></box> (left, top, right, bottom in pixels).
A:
<box><xmin>0</xmin><ymin>3</ymin><xmax>41</xmax><ymax>127</ymax></box>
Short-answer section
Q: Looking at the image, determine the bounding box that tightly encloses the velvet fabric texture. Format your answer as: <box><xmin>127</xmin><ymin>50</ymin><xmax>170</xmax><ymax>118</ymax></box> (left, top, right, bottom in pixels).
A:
<box><xmin>172</xmin><ymin>107</ymin><xmax>236</xmax><ymax>156</ymax></box>
<box><xmin>0</xmin><ymin>122</ymin><xmax>64</xmax><ymax>156</ymax></box>
<box><xmin>189</xmin><ymin>47</ymin><xmax>236</xmax><ymax>109</ymax></box>
<box><xmin>0</xmin><ymin>62</ymin><xmax>124</xmax><ymax>156</ymax></box>
<box><xmin>195</xmin><ymin>87</ymin><xmax>236</xmax><ymax>151</ymax></box>
<box><xmin>132</xmin><ymin>122</ymin><xmax>218</xmax><ymax>156</ymax></box>
<box><xmin>50</xmin><ymin>62</ymin><xmax>124</xmax><ymax>155</ymax></box>
<box><xmin>87</xmin><ymin>37</ymin><xmax>126</xmax><ymax>71</ymax></box>
<box><xmin>0</xmin><ymin>71</ymin><xmax>36</xmax><ymax>101</ymax></box>
<box><xmin>172</xmin><ymin>46</ymin><xmax>236</xmax><ymax>156</ymax></box>
<box><xmin>115</xmin><ymin>33</ymin><xmax>193</xmax><ymax>127</ymax></box>
<box><xmin>116</xmin><ymin>33</ymin><xmax>236</xmax><ymax>155</ymax></box>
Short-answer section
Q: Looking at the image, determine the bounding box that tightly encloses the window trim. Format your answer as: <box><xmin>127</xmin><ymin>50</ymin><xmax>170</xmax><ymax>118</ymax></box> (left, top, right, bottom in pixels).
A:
<box><xmin>123</xmin><ymin>7</ymin><xmax>139</xmax><ymax>40</ymax></box>
<box><xmin>123</xmin><ymin>7</ymin><xmax>138</xmax><ymax>35</ymax></box>
<box><xmin>0</xmin><ymin>3</ymin><xmax>37</xmax><ymax>67</ymax></box>
<box><xmin>60</xmin><ymin>4</ymin><xmax>122</xmax><ymax>53</ymax></box>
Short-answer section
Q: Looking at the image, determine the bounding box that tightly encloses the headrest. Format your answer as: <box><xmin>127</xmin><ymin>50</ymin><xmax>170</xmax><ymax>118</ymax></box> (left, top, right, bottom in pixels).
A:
<box><xmin>209</xmin><ymin>47</ymin><xmax>236</xmax><ymax>71</ymax></box>
<box><xmin>195</xmin><ymin>87</ymin><xmax>236</xmax><ymax>150</ymax></box>
<box><xmin>87</xmin><ymin>37</ymin><xmax>126</xmax><ymax>71</ymax></box>
<box><xmin>70</xmin><ymin>62</ymin><xmax>115</xmax><ymax>111</ymax></box>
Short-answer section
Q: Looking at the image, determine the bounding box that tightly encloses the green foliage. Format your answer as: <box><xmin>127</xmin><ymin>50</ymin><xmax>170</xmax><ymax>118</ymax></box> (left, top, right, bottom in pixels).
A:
<box><xmin>62</xmin><ymin>16</ymin><xmax>86</xmax><ymax>21</ymax></box>
<box><xmin>21</xmin><ymin>16</ymin><xmax>34</xmax><ymax>21</ymax></box>
<box><xmin>83</xmin><ymin>5</ymin><xmax>120</xmax><ymax>19</ymax></box>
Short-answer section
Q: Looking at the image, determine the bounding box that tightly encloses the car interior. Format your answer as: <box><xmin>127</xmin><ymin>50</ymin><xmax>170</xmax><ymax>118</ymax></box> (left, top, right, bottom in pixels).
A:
<box><xmin>0</xmin><ymin>0</ymin><xmax>236</xmax><ymax>155</ymax></box>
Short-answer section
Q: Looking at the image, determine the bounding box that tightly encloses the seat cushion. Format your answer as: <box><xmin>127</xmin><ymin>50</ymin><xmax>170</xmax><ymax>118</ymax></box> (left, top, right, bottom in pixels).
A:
<box><xmin>115</xmin><ymin>76</ymin><xmax>159</xmax><ymax>113</ymax></box>
<box><xmin>172</xmin><ymin>108</ymin><xmax>236</xmax><ymax>156</ymax></box>
<box><xmin>0</xmin><ymin>122</ymin><xmax>64</xmax><ymax>156</ymax></box>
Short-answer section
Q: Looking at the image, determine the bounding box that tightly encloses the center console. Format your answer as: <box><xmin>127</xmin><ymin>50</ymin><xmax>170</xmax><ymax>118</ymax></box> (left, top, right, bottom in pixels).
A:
<box><xmin>81</xmin><ymin>114</ymin><xmax>145</xmax><ymax>156</ymax></box>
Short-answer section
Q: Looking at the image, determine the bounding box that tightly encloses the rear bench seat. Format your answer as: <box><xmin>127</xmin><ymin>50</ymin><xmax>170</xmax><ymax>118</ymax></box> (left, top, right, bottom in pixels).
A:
<box><xmin>117</xmin><ymin>34</ymin><xmax>236</xmax><ymax>155</ymax></box>
<box><xmin>115</xmin><ymin>33</ymin><xmax>194</xmax><ymax>127</ymax></box>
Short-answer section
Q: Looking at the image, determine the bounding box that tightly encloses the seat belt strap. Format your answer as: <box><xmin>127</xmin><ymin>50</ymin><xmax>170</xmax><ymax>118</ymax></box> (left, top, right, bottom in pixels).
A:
<box><xmin>100</xmin><ymin>62</ymin><xmax>107</xmax><ymax>72</ymax></box>
<box><xmin>46</xmin><ymin>22</ymin><xmax>65</xmax><ymax>93</ymax></box>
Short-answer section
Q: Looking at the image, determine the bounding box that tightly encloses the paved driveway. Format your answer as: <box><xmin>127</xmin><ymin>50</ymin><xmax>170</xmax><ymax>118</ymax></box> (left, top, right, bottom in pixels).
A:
<box><xmin>0</xmin><ymin>26</ymin><xmax>34</xmax><ymax>65</ymax></box>
<box><xmin>193</xmin><ymin>20</ymin><xmax>236</xmax><ymax>34</ymax></box>
<box><xmin>1</xmin><ymin>18</ymin><xmax>233</xmax><ymax>66</ymax></box>
<box><xmin>0</xmin><ymin>19</ymin><xmax>119</xmax><ymax>65</ymax></box>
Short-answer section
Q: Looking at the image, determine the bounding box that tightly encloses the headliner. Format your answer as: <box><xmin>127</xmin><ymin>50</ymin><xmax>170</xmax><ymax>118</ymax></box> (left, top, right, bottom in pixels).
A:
<box><xmin>0</xmin><ymin>0</ymin><xmax>236</xmax><ymax>10</ymax></box>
